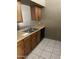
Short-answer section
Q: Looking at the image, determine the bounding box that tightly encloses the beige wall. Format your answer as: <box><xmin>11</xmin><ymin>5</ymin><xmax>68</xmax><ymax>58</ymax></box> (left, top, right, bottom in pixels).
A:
<box><xmin>42</xmin><ymin>0</ymin><xmax>61</xmax><ymax>40</ymax></box>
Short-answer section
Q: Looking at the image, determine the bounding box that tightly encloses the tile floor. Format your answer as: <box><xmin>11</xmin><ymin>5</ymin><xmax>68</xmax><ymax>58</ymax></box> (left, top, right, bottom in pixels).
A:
<box><xmin>26</xmin><ymin>38</ymin><xmax>61</xmax><ymax>59</ymax></box>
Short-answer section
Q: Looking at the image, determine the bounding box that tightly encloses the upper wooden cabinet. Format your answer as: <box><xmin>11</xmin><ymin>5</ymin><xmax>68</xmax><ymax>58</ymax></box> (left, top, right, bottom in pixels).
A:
<box><xmin>31</xmin><ymin>0</ymin><xmax>46</xmax><ymax>7</ymax></box>
<box><xmin>17</xmin><ymin>1</ymin><xmax>23</xmax><ymax>23</ymax></box>
<box><xmin>31</xmin><ymin>6</ymin><xmax>42</xmax><ymax>20</ymax></box>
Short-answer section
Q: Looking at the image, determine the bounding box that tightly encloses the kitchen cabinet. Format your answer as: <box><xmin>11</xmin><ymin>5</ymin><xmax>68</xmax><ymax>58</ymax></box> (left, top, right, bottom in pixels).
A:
<box><xmin>24</xmin><ymin>36</ymin><xmax>32</xmax><ymax>56</ymax></box>
<box><xmin>31</xmin><ymin>6</ymin><xmax>42</xmax><ymax>20</ymax></box>
<box><xmin>40</xmin><ymin>28</ymin><xmax>45</xmax><ymax>41</ymax></box>
<box><xmin>31</xmin><ymin>0</ymin><xmax>46</xmax><ymax>7</ymax></box>
<box><xmin>31</xmin><ymin>31</ymin><xmax>41</xmax><ymax>49</ymax></box>
<box><xmin>23</xmin><ymin>32</ymin><xmax>40</xmax><ymax>56</ymax></box>
<box><xmin>17</xmin><ymin>40</ymin><xmax>25</xmax><ymax>59</ymax></box>
<box><xmin>17</xmin><ymin>27</ymin><xmax>45</xmax><ymax>59</ymax></box>
<box><xmin>37</xmin><ymin>31</ymin><xmax>41</xmax><ymax>44</ymax></box>
<box><xmin>31</xmin><ymin>32</ymin><xmax>38</xmax><ymax>49</ymax></box>
<box><xmin>17</xmin><ymin>1</ymin><xmax>23</xmax><ymax>23</ymax></box>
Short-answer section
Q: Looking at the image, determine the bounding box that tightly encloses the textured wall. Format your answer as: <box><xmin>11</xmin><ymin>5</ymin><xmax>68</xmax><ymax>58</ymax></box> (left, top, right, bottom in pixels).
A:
<box><xmin>42</xmin><ymin>0</ymin><xmax>61</xmax><ymax>40</ymax></box>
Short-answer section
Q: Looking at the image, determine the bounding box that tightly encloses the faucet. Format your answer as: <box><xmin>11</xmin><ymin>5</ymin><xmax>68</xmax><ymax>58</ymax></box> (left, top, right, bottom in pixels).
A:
<box><xmin>25</xmin><ymin>25</ymin><xmax>31</xmax><ymax>30</ymax></box>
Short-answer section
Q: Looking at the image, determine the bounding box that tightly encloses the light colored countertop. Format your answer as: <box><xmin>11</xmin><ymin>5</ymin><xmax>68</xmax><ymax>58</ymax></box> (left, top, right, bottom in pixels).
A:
<box><xmin>17</xmin><ymin>25</ymin><xmax>45</xmax><ymax>43</ymax></box>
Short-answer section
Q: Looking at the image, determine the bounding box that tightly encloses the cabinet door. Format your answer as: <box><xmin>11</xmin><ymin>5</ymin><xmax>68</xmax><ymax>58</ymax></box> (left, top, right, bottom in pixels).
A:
<box><xmin>24</xmin><ymin>36</ymin><xmax>32</xmax><ymax>56</ymax></box>
<box><xmin>38</xmin><ymin>7</ymin><xmax>42</xmax><ymax>20</ymax></box>
<box><xmin>35</xmin><ymin>6</ymin><xmax>39</xmax><ymax>20</ymax></box>
<box><xmin>31</xmin><ymin>6</ymin><xmax>38</xmax><ymax>20</ymax></box>
<box><xmin>17</xmin><ymin>1</ymin><xmax>23</xmax><ymax>23</ymax></box>
<box><xmin>17</xmin><ymin>40</ymin><xmax>25</xmax><ymax>59</ymax></box>
<box><xmin>31</xmin><ymin>32</ymin><xmax>38</xmax><ymax>49</ymax></box>
<box><xmin>37</xmin><ymin>31</ymin><xmax>41</xmax><ymax>44</ymax></box>
<box><xmin>31</xmin><ymin>7</ymin><xmax>35</xmax><ymax>20</ymax></box>
<box><xmin>31</xmin><ymin>6</ymin><xmax>42</xmax><ymax>20</ymax></box>
<box><xmin>40</xmin><ymin>28</ymin><xmax>45</xmax><ymax>41</ymax></box>
<box><xmin>35</xmin><ymin>7</ymin><xmax>42</xmax><ymax>20</ymax></box>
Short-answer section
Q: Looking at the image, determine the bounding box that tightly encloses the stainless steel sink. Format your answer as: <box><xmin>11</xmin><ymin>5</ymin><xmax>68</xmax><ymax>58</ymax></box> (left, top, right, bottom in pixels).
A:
<box><xmin>23</xmin><ymin>28</ymin><xmax>38</xmax><ymax>33</ymax></box>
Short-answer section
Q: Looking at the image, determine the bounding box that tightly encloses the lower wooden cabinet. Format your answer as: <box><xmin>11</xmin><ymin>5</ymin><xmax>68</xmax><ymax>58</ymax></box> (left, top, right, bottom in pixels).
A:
<box><xmin>40</xmin><ymin>28</ymin><xmax>45</xmax><ymax>41</ymax></box>
<box><xmin>17</xmin><ymin>40</ymin><xmax>25</xmax><ymax>59</ymax></box>
<box><xmin>31</xmin><ymin>32</ymin><xmax>38</xmax><ymax>50</ymax></box>
<box><xmin>17</xmin><ymin>28</ymin><xmax>45</xmax><ymax>59</ymax></box>
<box><xmin>31</xmin><ymin>31</ymin><xmax>41</xmax><ymax>49</ymax></box>
<box><xmin>24</xmin><ymin>36</ymin><xmax>32</xmax><ymax>56</ymax></box>
<box><xmin>37</xmin><ymin>31</ymin><xmax>41</xmax><ymax>44</ymax></box>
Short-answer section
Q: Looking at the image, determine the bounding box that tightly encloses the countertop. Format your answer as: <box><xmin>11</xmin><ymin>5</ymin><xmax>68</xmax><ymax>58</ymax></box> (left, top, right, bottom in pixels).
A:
<box><xmin>17</xmin><ymin>25</ymin><xmax>45</xmax><ymax>43</ymax></box>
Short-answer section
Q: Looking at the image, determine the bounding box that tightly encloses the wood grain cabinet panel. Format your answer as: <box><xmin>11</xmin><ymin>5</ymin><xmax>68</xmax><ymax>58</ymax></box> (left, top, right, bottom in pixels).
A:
<box><xmin>40</xmin><ymin>28</ymin><xmax>45</xmax><ymax>41</ymax></box>
<box><xmin>17</xmin><ymin>1</ymin><xmax>23</xmax><ymax>23</ymax></box>
<box><xmin>31</xmin><ymin>6</ymin><xmax>42</xmax><ymax>20</ymax></box>
<box><xmin>17</xmin><ymin>40</ymin><xmax>25</xmax><ymax>59</ymax></box>
<box><xmin>37</xmin><ymin>31</ymin><xmax>41</xmax><ymax>44</ymax></box>
<box><xmin>38</xmin><ymin>7</ymin><xmax>42</xmax><ymax>20</ymax></box>
<box><xmin>24</xmin><ymin>36</ymin><xmax>32</xmax><ymax>56</ymax></box>
<box><xmin>17</xmin><ymin>28</ymin><xmax>45</xmax><ymax>59</ymax></box>
<box><xmin>31</xmin><ymin>32</ymin><xmax>38</xmax><ymax>49</ymax></box>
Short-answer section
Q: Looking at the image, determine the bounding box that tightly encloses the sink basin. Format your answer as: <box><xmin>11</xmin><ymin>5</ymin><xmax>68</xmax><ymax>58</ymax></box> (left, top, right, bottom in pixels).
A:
<box><xmin>22</xmin><ymin>33</ymin><xmax>29</xmax><ymax>36</ymax></box>
<box><xmin>23</xmin><ymin>28</ymin><xmax>38</xmax><ymax>33</ymax></box>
